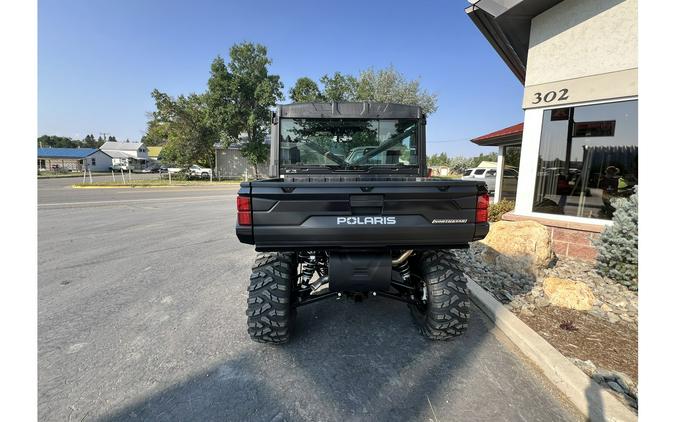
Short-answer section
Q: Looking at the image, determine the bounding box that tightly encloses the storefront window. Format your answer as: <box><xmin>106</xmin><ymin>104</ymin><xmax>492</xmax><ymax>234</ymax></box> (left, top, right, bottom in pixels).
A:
<box><xmin>532</xmin><ymin>100</ymin><xmax>637</xmax><ymax>220</ymax></box>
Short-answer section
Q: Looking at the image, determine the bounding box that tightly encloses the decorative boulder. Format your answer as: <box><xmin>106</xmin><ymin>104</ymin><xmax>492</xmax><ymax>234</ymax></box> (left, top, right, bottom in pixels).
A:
<box><xmin>479</xmin><ymin>220</ymin><xmax>555</xmax><ymax>277</ymax></box>
<box><xmin>543</xmin><ymin>277</ymin><xmax>596</xmax><ymax>311</ymax></box>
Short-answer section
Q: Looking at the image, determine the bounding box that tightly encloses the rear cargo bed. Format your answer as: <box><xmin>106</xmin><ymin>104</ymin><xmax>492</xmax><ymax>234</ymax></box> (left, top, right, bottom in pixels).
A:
<box><xmin>236</xmin><ymin>178</ymin><xmax>489</xmax><ymax>251</ymax></box>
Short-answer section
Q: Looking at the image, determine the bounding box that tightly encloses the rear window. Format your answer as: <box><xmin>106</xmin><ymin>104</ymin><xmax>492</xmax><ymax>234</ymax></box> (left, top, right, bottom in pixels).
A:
<box><xmin>463</xmin><ymin>169</ymin><xmax>473</xmax><ymax>176</ymax></box>
<box><xmin>486</xmin><ymin>170</ymin><xmax>496</xmax><ymax>176</ymax></box>
<box><xmin>473</xmin><ymin>169</ymin><xmax>485</xmax><ymax>175</ymax></box>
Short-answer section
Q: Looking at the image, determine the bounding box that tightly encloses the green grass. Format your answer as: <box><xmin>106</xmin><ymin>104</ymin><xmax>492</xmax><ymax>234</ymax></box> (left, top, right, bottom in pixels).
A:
<box><xmin>38</xmin><ymin>171</ymin><xmax>84</xmax><ymax>178</ymax></box>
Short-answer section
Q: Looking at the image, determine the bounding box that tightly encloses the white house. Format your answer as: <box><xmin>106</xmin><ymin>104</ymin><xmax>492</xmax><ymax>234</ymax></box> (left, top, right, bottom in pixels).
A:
<box><xmin>100</xmin><ymin>141</ymin><xmax>150</xmax><ymax>171</ymax></box>
<box><xmin>465</xmin><ymin>0</ymin><xmax>638</xmax><ymax>260</ymax></box>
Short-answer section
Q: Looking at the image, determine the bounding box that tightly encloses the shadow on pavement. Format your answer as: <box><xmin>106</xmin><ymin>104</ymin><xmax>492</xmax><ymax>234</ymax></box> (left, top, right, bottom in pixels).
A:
<box><xmin>99</xmin><ymin>298</ymin><xmax>575</xmax><ymax>422</ymax></box>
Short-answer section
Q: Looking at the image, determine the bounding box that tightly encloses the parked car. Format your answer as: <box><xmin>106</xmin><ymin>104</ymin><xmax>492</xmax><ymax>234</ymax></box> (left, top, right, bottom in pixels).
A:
<box><xmin>159</xmin><ymin>165</ymin><xmax>184</xmax><ymax>174</ymax></box>
<box><xmin>140</xmin><ymin>164</ymin><xmax>161</xmax><ymax>173</ymax></box>
<box><xmin>188</xmin><ymin>165</ymin><xmax>213</xmax><ymax>179</ymax></box>
<box><xmin>462</xmin><ymin>167</ymin><xmax>518</xmax><ymax>193</ymax></box>
<box><xmin>110</xmin><ymin>163</ymin><xmax>130</xmax><ymax>171</ymax></box>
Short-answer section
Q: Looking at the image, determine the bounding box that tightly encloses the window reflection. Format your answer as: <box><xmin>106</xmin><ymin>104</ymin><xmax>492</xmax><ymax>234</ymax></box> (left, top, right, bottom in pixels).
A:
<box><xmin>532</xmin><ymin>100</ymin><xmax>638</xmax><ymax>220</ymax></box>
<box><xmin>502</xmin><ymin>145</ymin><xmax>520</xmax><ymax>201</ymax></box>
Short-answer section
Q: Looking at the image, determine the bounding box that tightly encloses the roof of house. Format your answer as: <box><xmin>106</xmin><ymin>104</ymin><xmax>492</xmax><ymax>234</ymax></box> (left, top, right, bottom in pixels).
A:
<box><xmin>101</xmin><ymin>141</ymin><xmax>144</xmax><ymax>151</ymax></box>
<box><xmin>37</xmin><ymin>147</ymin><xmax>99</xmax><ymax>158</ymax></box>
<box><xmin>147</xmin><ymin>146</ymin><xmax>163</xmax><ymax>157</ymax></box>
<box><xmin>471</xmin><ymin>122</ymin><xmax>523</xmax><ymax>146</ymax></box>
<box><xmin>465</xmin><ymin>0</ymin><xmax>563</xmax><ymax>83</ymax></box>
<box><xmin>104</xmin><ymin>150</ymin><xmax>135</xmax><ymax>158</ymax></box>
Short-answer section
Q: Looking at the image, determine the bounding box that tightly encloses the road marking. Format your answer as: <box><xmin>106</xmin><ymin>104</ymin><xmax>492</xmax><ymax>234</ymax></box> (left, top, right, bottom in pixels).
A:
<box><xmin>38</xmin><ymin>194</ymin><xmax>230</xmax><ymax>207</ymax></box>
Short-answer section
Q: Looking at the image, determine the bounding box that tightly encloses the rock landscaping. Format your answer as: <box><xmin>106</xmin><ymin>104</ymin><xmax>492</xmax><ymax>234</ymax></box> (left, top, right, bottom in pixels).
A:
<box><xmin>454</xmin><ymin>220</ymin><xmax>638</xmax><ymax>411</ymax></box>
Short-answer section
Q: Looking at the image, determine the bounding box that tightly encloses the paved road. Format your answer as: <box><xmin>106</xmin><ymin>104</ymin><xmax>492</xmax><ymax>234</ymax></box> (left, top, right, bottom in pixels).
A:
<box><xmin>38</xmin><ymin>180</ymin><xmax>581</xmax><ymax>421</ymax></box>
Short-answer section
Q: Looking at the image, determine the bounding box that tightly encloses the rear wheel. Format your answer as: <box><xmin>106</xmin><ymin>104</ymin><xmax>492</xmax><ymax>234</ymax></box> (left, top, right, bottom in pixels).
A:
<box><xmin>246</xmin><ymin>252</ymin><xmax>296</xmax><ymax>344</ymax></box>
<box><xmin>409</xmin><ymin>250</ymin><xmax>470</xmax><ymax>340</ymax></box>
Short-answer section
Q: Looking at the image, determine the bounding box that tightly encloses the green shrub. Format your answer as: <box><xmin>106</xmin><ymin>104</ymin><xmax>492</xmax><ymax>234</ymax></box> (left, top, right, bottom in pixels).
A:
<box><xmin>488</xmin><ymin>200</ymin><xmax>515</xmax><ymax>222</ymax></box>
<box><xmin>594</xmin><ymin>193</ymin><xmax>638</xmax><ymax>290</ymax></box>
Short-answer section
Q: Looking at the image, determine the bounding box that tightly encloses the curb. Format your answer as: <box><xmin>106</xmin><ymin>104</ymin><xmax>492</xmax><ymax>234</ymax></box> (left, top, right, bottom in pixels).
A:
<box><xmin>466</xmin><ymin>275</ymin><xmax>636</xmax><ymax>422</ymax></box>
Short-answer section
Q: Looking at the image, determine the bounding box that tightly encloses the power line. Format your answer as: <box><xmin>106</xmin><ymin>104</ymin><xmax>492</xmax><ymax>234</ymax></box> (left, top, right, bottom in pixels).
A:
<box><xmin>426</xmin><ymin>138</ymin><xmax>470</xmax><ymax>144</ymax></box>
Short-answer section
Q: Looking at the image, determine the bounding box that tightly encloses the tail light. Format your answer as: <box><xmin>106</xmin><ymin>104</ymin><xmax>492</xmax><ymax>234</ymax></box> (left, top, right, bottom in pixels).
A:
<box><xmin>476</xmin><ymin>192</ymin><xmax>490</xmax><ymax>223</ymax></box>
<box><xmin>236</xmin><ymin>195</ymin><xmax>252</xmax><ymax>226</ymax></box>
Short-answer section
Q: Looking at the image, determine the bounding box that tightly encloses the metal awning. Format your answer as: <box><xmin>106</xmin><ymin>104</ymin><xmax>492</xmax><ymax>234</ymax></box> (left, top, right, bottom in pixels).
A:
<box><xmin>465</xmin><ymin>0</ymin><xmax>563</xmax><ymax>83</ymax></box>
<box><xmin>471</xmin><ymin>122</ymin><xmax>523</xmax><ymax>146</ymax></box>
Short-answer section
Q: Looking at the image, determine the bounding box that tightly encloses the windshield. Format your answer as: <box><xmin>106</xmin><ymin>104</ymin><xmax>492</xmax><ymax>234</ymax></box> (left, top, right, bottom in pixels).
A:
<box><xmin>279</xmin><ymin>118</ymin><xmax>418</xmax><ymax>170</ymax></box>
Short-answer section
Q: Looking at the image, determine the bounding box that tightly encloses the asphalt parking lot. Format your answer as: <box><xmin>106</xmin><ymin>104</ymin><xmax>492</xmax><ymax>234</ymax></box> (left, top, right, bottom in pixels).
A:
<box><xmin>38</xmin><ymin>177</ymin><xmax>581</xmax><ymax>421</ymax></box>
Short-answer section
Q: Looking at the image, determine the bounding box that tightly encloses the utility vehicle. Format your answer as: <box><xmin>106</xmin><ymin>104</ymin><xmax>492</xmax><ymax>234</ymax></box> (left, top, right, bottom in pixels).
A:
<box><xmin>235</xmin><ymin>102</ymin><xmax>489</xmax><ymax>343</ymax></box>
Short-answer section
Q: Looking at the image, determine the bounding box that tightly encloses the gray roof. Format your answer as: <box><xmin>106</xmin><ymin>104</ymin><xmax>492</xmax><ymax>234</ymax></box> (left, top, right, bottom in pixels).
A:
<box><xmin>101</xmin><ymin>141</ymin><xmax>144</xmax><ymax>151</ymax></box>
<box><xmin>104</xmin><ymin>150</ymin><xmax>135</xmax><ymax>158</ymax></box>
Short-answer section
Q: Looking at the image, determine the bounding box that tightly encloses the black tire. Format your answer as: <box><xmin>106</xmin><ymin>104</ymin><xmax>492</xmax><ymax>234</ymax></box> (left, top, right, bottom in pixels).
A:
<box><xmin>246</xmin><ymin>252</ymin><xmax>296</xmax><ymax>344</ymax></box>
<box><xmin>409</xmin><ymin>250</ymin><xmax>470</xmax><ymax>340</ymax></box>
<box><xmin>201</xmin><ymin>172</ymin><xmax>209</xmax><ymax>179</ymax></box>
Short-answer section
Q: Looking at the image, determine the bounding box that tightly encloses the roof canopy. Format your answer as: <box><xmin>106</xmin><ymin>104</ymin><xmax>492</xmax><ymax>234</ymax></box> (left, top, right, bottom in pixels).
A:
<box><xmin>37</xmin><ymin>147</ymin><xmax>98</xmax><ymax>158</ymax></box>
<box><xmin>465</xmin><ymin>0</ymin><xmax>563</xmax><ymax>83</ymax></box>
<box><xmin>471</xmin><ymin>122</ymin><xmax>523</xmax><ymax>146</ymax></box>
<box><xmin>278</xmin><ymin>102</ymin><xmax>423</xmax><ymax>119</ymax></box>
<box><xmin>101</xmin><ymin>141</ymin><xmax>143</xmax><ymax>151</ymax></box>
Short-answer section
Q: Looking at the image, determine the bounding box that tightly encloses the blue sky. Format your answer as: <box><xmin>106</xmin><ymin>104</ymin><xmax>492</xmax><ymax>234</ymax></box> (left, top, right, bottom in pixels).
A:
<box><xmin>38</xmin><ymin>0</ymin><xmax>524</xmax><ymax>156</ymax></box>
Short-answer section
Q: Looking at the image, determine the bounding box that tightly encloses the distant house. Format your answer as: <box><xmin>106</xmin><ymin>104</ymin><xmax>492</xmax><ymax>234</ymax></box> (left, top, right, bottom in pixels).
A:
<box><xmin>214</xmin><ymin>134</ymin><xmax>271</xmax><ymax>179</ymax></box>
<box><xmin>147</xmin><ymin>146</ymin><xmax>163</xmax><ymax>162</ymax></box>
<box><xmin>37</xmin><ymin>148</ymin><xmax>112</xmax><ymax>172</ymax></box>
<box><xmin>100</xmin><ymin>141</ymin><xmax>149</xmax><ymax>171</ymax></box>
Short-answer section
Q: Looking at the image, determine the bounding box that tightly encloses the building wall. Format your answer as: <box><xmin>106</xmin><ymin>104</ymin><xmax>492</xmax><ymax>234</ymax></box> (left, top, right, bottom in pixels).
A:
<box><xmin>87</xmin><ymin>151</ymin><xmax>112</xmax><ymax>172</ymax></box>
<box><xmin>216</xmin><ymin>148</ymin><xmax>269</xmax><ymax>178</ymax></box>
<box><xmin>502</xmin><ymin>212</ymin><xmax>602</xmax><ymax>261</ymax></box>
<box><xmin>523</xmin><ymin>0</ymin><xmax>637</xmax><ymax>108</ymax></box>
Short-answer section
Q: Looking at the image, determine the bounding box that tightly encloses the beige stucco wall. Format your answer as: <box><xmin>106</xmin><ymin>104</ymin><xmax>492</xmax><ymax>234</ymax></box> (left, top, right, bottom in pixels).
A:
<box><xmin>525</xmin><ymin>0</ymin><xmax>637</xmax><ymax>87</ymax></box>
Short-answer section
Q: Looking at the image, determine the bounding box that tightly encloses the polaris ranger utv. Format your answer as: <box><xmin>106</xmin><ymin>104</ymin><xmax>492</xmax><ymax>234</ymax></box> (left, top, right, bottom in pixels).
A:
<box><xmin>235</xmin><ymin>102</ymin><xmax>489</xmax><ymax>343</ymax></box>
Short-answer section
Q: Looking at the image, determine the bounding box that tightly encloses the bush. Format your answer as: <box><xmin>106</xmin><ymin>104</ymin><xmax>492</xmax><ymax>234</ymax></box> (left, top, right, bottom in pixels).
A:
<box><xmin>488</xmin><ymin>200</ymin><xmax>515</xmax><ymax>222</ymax></box>
<box><xmin>594</xmin><ymin>193</ymin><xmax>638</xmax><ymax>290</ymax></box>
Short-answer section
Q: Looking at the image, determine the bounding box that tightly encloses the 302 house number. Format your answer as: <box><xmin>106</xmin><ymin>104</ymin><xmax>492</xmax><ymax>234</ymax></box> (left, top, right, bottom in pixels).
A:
<box><xmin>532</xmin><ymin>88</ymin><xmax>569</xmax><ymax>104</ymax></box>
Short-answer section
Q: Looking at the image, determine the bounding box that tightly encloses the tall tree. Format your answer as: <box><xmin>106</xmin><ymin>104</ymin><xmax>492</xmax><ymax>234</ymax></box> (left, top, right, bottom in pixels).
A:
<box><xmin>355</xmin><ymin>66</ymin><xmax>438</xmax><ymax>114</ymax></box>
<box><xmin>149</xmin><ymin>89</ymin><xmax>218</xmax><ymax>167</ymax></box>
<box><xmin>206</xmin><ymin>42</ymin><xmax>284</xmax><ymax>177</ymax></box>
<box><xmin>289</xmin><ymin>77</ymin><xmax>323</xmax><ymax>102</ymax></box>
<box><xmin>299</xmin><ymin>66</ymin><xmax>437</xmax><ymax>115</ymax></box>
<box><xmin>141</xmin><ymin>117</ymin><xmax>169</xmax><ymax>146</ymax></box>
<box><xmin>320</xmin><ymin>72</ymin><xmax>357</xmax><ymax>102</ymax></box>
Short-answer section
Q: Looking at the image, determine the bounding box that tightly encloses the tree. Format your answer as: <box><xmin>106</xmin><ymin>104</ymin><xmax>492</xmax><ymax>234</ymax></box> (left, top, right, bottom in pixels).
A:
<box><xmin>320</xmin><ymin>72</ymin><xmax>357</xmax><ymax>102</ymax></box>
<box><xmin>149</xmin><ymin>89</ymin><xmax>218</xmax><ymax>167</ymax></box>
<box><xmin>108</xmin><ymin>135</ymin><xmax>118</xmax><ymax>142</ymax></box>
<box><xmin>470</xmin><ymin>152</ymin><xmax>498</xmax><ymax>167</ymax></box>
<box><xmin>37</xmin><ymin>135</ymin><xmax>78</xmax><ymax>148</ymax></box>
<box><xmin>594</xmin><ymin>193</ymin><xmax>638</xmax><ymax>290</ymax></box>
<box><xmin>82</xmin><ymin>134</ymin><xmax>101</xmax><ymax>148</ymax></box>
<box><xmin>297</xmin><ymin>66</ymin><xmax>438</xmax><ymax>115</ymax></box>
<box><xmin>141</xmin><ymin>117</ymin><xmax>169</xmax><ymax>146</ymax></box>
<box><xmin>289</xmin><ymin>77</ymin><xmax>323</xmax><ymax>103</ymax></box>
<box><xmin>355</xmin><ymin>66</ymin><xmax>438</xmax><ymax>114</ymax></box>
<box><xmin>206</xmin><ymin>42</ymin><xmax>284</xmax><ymax>177</ymax></box>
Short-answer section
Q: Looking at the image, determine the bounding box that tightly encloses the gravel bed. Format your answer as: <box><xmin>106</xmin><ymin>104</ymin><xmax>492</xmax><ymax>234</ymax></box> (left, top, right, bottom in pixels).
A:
<box><xmin>454</xmin><ymin>244</ymin><xmax>637</xmax><ymax>328</ymax></box>
<box><xmin>454</xmin><ymin>243</ymin><xmax>639</xmax><ymax>410</ymax></box>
